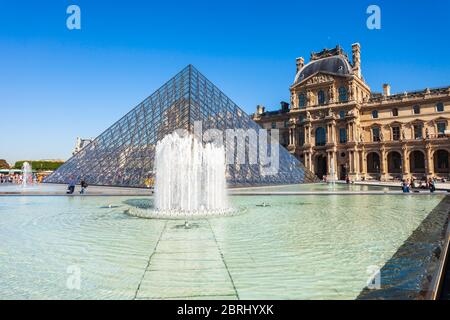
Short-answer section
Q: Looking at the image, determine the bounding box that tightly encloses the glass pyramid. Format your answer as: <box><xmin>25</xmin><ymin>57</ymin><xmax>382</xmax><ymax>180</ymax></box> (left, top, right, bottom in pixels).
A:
<box><xmin>45</xmin><ymin>65</ymin><xmax>317</xmax><ymax>187</ymax></box>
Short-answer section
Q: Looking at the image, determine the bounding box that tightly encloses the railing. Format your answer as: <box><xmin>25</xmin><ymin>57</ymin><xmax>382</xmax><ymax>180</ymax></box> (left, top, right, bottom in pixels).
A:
<box><xmin>368</xmin><ymin>86</ymin><xmax>450</xmax><ymax>104</ymax></box>
<box><xmin>364</xmin><ymin>135</ymin><xmax>448</xmax><ymax>144</ymax></box>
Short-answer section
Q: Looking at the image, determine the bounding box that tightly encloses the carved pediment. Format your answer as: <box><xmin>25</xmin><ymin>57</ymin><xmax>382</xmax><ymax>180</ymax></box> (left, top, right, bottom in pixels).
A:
<box><xmin>305</xmin><ymin>73</ymin><xmax>334</xmax><ymax>85</ymax></box>
<box><xmin>292</xmin><ymin>71</ymin><xmax>349</xmax><ymax>90</ymax></box>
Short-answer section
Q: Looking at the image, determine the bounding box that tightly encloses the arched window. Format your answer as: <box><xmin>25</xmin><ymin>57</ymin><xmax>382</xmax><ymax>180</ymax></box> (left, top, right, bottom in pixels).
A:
<box><xmin>372</xmin><ymin>110</ymin><xmax>379</xmax><ymax>119</ymax></box>
<box><xmin>392</xmin><ymin>108</ymin><xmax>399</xmax><ymax>117</ymax></box>
<box><xmin>338</xmin><ymin>87</ymin><xmax>348</xmax><ymax>102</ymax></box>
<box><xmin>413</xmin><ymin>105</ymin><xmax>421</xmax><ymax>114</ymax></box>
<box><xmin>318</xmin><ymin>90</ymin><xmax>326</xmax><ymax>105</ymax></box>
<box><xmin>436</xmin><ymin>150</ymin><xmax>449</xmax><ymax>171</ymax></box>
<box><xmin>367</xmin><ymin>153</ymin><xmax>381</xmax><ymax>173</ymax></box>
<box><xmin>315</xmin><ymin>127</ymin><xmax>326</xmax><ymax>146</ymax></box>
<box><xmin>298</xmin><ymin>94</ymin><xmax>306</xmax><ymax>108</ymax></box>
<box><xmin>437</xmin><ymin>102</ymin><xmax>444</xmax><ymax>112</ymax></box>
<box><xmin>388</xmin><ymin>152</ymin><xmax>402</xmax><ymax>174</ymax></box>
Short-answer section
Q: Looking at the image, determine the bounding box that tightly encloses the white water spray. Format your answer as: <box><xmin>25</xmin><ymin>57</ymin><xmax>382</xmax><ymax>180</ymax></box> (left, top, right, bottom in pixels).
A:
<box><xmin>21</xmin><ymin>162</ymin><xmax>32</xmax><ymax>188</ymax></box>
<box><xmin>154</xmin><ymin>131</ymin><xmax>228</xmax><ymax>214</ymax></box>
<box><xmin>329</xmin><ymin>160</ymin><xmax>336</xmax><ymax>188</ymax></box>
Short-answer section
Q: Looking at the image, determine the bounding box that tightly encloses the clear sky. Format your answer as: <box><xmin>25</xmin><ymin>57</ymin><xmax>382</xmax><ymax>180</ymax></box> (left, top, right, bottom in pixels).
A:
<box><xmin>1</xmin><ymin>0</ymin><xmax>449</xmax><ymax>164</ymax></box>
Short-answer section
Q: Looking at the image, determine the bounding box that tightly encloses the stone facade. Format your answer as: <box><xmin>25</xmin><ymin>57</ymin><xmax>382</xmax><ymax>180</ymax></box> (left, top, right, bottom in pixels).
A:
<box><xmin>73</xmin><ymin>137</ymin><xmax>93</xmax><ymax>156</ymax></box>
<box><xmin>253</xmin><ymin>44</ymin><xmax>450</xmax><ymax>181</ymax></box>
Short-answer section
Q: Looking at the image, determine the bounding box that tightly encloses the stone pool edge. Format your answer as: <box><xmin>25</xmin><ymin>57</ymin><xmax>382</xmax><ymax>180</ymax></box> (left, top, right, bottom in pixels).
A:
<box><xmin>357</xmin><ymin>195</ymin><xmax>450</xmax><ymax>300</ymax></box>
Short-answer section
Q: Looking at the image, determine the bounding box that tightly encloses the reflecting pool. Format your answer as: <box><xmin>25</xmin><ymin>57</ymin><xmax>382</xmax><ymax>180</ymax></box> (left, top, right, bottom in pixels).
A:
<box><xmin>0</xmin><ymin>191</ymin><xmax>444</xmax><ymax>299</ymax></box>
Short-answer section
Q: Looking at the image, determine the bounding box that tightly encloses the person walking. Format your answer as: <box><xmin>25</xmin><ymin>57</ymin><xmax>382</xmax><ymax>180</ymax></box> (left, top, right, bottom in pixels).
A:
<box><xmin>80</xmin><ymin>179</ymin><xmax>88</xmax><ymax>194</ymax></box>
<box><xmin>67</xmin><ymin>176</ymin><xmax>76</xmax><ymax>194</ymax></box>
<box><xmin>428</xmin><ymin>178</ymin><xmax>436</xmax><ymax>193</ymax></box>
<box><xmin>401</xmin><ymin>180</ymin><xmax>410</xmax><ymax>193</ymax></box>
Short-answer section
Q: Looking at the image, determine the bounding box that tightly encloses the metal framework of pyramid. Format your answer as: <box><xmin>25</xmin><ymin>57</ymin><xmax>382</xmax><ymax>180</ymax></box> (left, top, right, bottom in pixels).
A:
<box><xmin>46</xmin><ymin>65</ymin><xmax>317</xmax><ymax>187</ymax></box>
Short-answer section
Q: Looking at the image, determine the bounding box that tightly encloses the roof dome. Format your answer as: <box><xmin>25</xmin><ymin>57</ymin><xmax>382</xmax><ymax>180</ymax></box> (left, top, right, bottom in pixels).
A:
<box><xmin>294</xmin><ymin>56</ymin><xmax>353</xmax><ymax>84</ymax></box>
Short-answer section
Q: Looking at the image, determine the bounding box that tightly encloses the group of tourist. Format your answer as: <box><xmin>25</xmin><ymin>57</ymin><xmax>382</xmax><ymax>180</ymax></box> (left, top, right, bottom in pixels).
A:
<box><xmin>0</xmin><ymin>173</ymin><xmax>41</xmax><ymax>184</ymax></box>
<box><xmin>322</xmin><ymin>175</ymin><xmax>355</xmax><ymax>184</ymax></box>
<box><xmin>66</xmin><ymin>177</ymin><xmax>88</xmax><ymax>194</ymax></box>
<box><xmin>401</xmin><ymin>178</ymin><xmax>437</xmax><ymax>193</ymax></box>
<box><xmin>322</xmin><ymin>173</ymin><xmax>442</xmax><ymax>193</ymax></box>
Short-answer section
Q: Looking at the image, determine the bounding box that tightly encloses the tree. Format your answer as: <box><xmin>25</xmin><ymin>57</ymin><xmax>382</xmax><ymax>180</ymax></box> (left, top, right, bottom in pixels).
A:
<box><xmin>13</xmin><ymin>160</ymin><xmax>64</xmax><ymax>171</ymax></box>
<box><xmin>0</xmin><ymin>159</ymin><xmax>10</xmax><ymax>169</ymax></box>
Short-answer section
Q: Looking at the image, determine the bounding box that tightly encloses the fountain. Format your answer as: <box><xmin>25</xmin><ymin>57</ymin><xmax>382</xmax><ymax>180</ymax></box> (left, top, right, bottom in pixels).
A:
<box><xmin>328</xmin><ymin>160</ymin><xmax>336</xmax><ymax>190</ymax></box>
<box><xmin>21</xmin><ymin>162</ymin><xmax>32</xmax><ymax>188</ymax></box>
<box><xmin>128</xmin><ymin>131</ymin><xmax>233</xmax><ymax>219</ymax></box>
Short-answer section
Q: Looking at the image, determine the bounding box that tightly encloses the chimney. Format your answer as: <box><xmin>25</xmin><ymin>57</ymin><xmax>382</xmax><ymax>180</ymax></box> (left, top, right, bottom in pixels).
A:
<box><xmin>383</xmin><ymin>84</ymin><xmax>391</xmax><ymax>96</ymax></box>
<box><xmin>256</xmin><ymin>105</ymin><xmax>265</xmax><ymax>115</ymax></box>
<box><xmin>351</xmin><ymin>43</ymin><xmax>361</xmax><ymax>78</ymax></box>
<box><xmin>280</xmin><ymin>101</ymin><xmax>290</xmax><ymax>112</ymax></box>
<box><xmin>296</xmin><ymin>57</ymin><xmax>304</xmax><ymax>73</ymax></box>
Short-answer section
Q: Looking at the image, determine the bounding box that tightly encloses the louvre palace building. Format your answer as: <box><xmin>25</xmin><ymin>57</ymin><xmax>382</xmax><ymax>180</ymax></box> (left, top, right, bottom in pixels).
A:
<box><xmin>253</xmin><ymin>43</ymin><xmax>450</xmax><ymax>181</ymax></box>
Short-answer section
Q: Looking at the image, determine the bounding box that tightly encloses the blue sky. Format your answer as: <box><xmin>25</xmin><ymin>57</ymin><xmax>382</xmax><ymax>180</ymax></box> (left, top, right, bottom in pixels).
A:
<box><xmin>1</xmin><ymin>0</ymin><xmax>449</xmax><ymax>164</ymax></box>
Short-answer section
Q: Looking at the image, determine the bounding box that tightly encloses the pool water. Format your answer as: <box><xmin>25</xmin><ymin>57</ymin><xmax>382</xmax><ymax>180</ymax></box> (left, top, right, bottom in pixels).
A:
<box><xmin>0</xmin><ymin>193</ymin><xmax>444</xmax><ymax>299</ymax></box>
<box><xmin>231</xmin><ymin>183</ymin><xmax>393</xmax><ymax>193</ymax></box>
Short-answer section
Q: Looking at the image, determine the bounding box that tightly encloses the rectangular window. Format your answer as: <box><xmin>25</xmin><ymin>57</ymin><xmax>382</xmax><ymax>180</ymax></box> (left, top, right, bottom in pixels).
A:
<box><xmin>282</xmin><ymin>133</ymin><xmax>289</xmax><ymax>146</ymax></box>
<box><xmin>437</xmin><ymin>122</ymin><xmax>447</xmax><ymax>135</ymax></box>
<box><xmin>339</xmin><ymin>128</ymin><xmax>347</xmax><ymax>144</ymax></box>
<box><xmin>284</xmin><ymin>120</ymin><xmax>289</xmax><ymax>128</ymax></box>
<box><xmin>299</xmin><ymin>131</ymin><xmax>305</xmax><ymax>146</ymax></box>
<box><xmin>372</xmin><ymin>128</ymin><xmax>380</xmax><ymax>142</ymax></box>
<box><xmin>392</xmin><ymin>108</ymin><xmax>399</xmax><ymax>117</ymax></box>
<box><xmin>392</xmin><ymin>126</ymin><xmax>400</xmax><ymax>141</ymax></box>
<box><xmin>414</xmin><ymin>124</ymin><xmax>423</xmax><ymax>139</ymax></box>
<box><xmin>271</xmin><ymin>122</ymin><xmax>276</xmax><ymax>129</ymax></box>
<box><xmin>372</xmin><ymin>110</ymin><xmax>379</xmax><ymax>119</ymax></box>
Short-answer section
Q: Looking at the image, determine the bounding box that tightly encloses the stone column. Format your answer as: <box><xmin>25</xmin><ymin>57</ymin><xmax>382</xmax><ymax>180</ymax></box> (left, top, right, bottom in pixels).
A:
<box><xmin>347</xmin><ymin>121</ymin><xmax>356</xmax><ymax>142</ymax></box>
<box><xmin>425</xmin><ymin>144</ymin><xmax>433</xmax><ymax>177</ymax></box>
<box><xmin>351</xmin><ymin>123</ymin><xmax>355</xmax><ymax>142</ymax></box>
<box><xmin>304</xmin><ymin>151</ymin><xmax>309</xmax><ymax>169</ymax></box>
<box><xmin>361</xmin><ymin>149</ymin><xmax>367</xmax><ymax>178</ymax></box>
<box><xmin>402</xmin><ymin>145</ymin><xmax>409</xmax><ymax>178</ymax></box>
<box><xmin>327</xmin><ymin>152</ymin><xmax>332</xmax><ymax>178</ymax></box>
<box><xmin>331</xmin><ymin>121</ymin><xmax>337</xmax><ymax>144</ymax></box>
<box><xmin>353</xmin><ymin>149</ymin><xmax>360</xmax><ymax>180</ymax></box>
<box><xmin>305</xmin><ymin>125</ymin><xmax>311</xmax><ymax>145</ymax></box>
<box><xmin>333</xmin><ymin>151</ymin><xmax>338</xmax><ymax>180</ymax></box>
<box><xmin>381</xmin><ymin>147</ymin><xmax>387</xmax><ymax>181</ymax></box>
<box><xmin>309</xmin><ymin>152</ymin><xmax>313</xmax><ymax>172</ymax></box>
<box><xmin>348</xmin><ymin>151</ymin><xmax>354</xmax><ymax>173</ymax></box>
<box><xmin>327</xmin><ymin>124</ymin><xmax>331</xmax><ymax>143</ymax></box>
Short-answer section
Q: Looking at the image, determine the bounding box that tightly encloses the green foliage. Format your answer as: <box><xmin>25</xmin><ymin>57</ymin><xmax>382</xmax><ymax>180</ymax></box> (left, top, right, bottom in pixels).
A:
<box><xmin>0</xmin><ymin>159</ymin><xmax>10</xmax><ymax>169</ymax></box>
<box><xmin>13</xmin><ymin>160</ymin><xmax>64</xmax><ymax>171</ymax></box>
